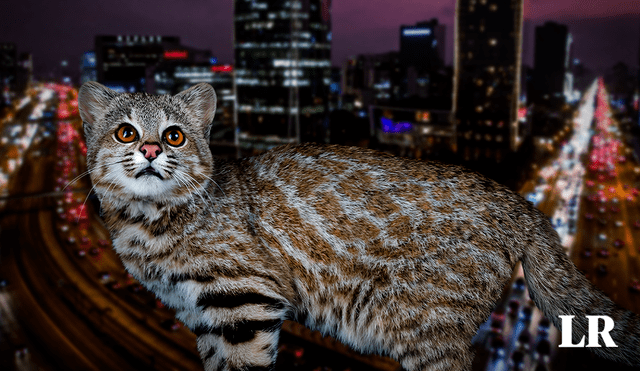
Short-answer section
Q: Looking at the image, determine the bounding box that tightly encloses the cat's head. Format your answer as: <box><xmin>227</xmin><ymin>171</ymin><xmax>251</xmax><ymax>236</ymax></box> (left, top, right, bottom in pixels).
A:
<box><xmin>78</xmin><ymin>82</ymin><xmax>216</xmax><ymax>204</ymax></box>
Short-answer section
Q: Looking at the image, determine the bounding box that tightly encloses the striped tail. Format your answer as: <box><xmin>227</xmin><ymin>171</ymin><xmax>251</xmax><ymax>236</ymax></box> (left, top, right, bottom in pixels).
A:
<box><xmin>521</xmin><ymin>208</ymin><xmax>640</xmax><ymax>366</ymax></box>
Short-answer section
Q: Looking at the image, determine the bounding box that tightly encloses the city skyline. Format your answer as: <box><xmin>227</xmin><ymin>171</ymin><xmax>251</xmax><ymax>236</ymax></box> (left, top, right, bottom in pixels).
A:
<box><xmin>0</xmin><ymin>0</ymin><xmax>638</xmax><ymax>79</ymax></box>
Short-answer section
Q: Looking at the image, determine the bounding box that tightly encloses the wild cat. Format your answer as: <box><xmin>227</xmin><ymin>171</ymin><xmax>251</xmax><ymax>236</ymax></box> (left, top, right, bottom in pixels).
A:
<box><xmin>77</xmin><ymin>81</ymin><xmax>640</xmax><ymax>371</ymax></box>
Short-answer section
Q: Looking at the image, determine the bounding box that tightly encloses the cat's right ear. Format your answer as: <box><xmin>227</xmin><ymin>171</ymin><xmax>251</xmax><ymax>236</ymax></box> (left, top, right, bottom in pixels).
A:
<box><xmin>78</xmin><ymin>82</ymin><xmax>118</xmax><ymax>139</ymax></box>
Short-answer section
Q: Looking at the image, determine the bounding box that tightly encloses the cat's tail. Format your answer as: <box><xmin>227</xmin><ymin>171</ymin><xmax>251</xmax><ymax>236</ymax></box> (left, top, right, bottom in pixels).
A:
<box><xmin>522</xmin><ymin>207</ymin><xmax>640</xmax><ymax>366</ymax></box>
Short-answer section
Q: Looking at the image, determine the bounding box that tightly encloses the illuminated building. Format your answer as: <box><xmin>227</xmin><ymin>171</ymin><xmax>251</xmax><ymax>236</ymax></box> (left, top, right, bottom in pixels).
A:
<box><xmin>453</xmin><ymin>0</ymin><xmax>525</xmax><ymax>163</ymax></box>
<box><xmin>530</xmin><ymin>22</ymin><xmax>573</xmax><ymax>105</ymax></box>
<box><xmin>0</xmin><ymin>43</ymin><xmax>17</xmax><ymax>106</ymax></box>
<box><xmin>370</xmin><ymin>106</ymin><xmax>455</xmax><ymax>160</ymax></box>
<box><xmin>234</xmin><ymin>0</ymin><xmax>332</xmax><ymax>151</ymax></box>
<box><xmin>95</xmin><ymin>35</ymin><xmax>212</xmax><ymax>93</ymax></box>
<box><xmin>342</xmin><ymin>52</ymin><xmax>403</xmax><ymax>112</ymax></box>
<box><xmin>400</xmin><ymin>19</ymin><xmax>446</xmax><ymax>73</ymax></box>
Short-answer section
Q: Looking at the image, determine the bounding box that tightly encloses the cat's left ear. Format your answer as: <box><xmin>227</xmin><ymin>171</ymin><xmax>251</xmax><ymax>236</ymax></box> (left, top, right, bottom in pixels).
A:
<box><xmin>175</xmin><ymin>83</ymin><xmax>217</xmax><ymax>139</ymax></box>
<box><xmin>78</xmin><ymin>82</ymin><xmax>118</xmax><ymax>140</ymax></box>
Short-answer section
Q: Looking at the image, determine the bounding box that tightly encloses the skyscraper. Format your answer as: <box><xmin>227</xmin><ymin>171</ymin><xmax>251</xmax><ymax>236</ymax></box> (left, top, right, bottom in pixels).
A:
<box><xmin>531</xmin><ymin>22</ymin><xmax>573</xmax><ymax>105</ymax></box>
<box><xmin>234</xmin><ymin>0</ymin><xmax>332</xmax><ymax>151</ymax></box>
<box><xmin>453</xmin><ymin>0</ymin><xmax>524</xmax><ymax>163</ymax></box>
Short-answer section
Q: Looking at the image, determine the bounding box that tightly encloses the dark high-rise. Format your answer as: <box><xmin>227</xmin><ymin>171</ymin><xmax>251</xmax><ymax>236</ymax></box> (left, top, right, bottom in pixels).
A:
<box><xmin>400</xmin><ymin>19</ymin><xmax>446</xmax><ymax>73</ymax></box>
<box><xmin>453</xmin><ymin>0</ymin><xmax>524</xmax><ymax>163</ymax></box>
<box><xmin>234</xmin><ymin>0</ymin><xmax>332</xmax><ymax>150</ymax></box>
<box><xmin>531</xmin><ymin>22</ymin><xmax>573</xmax><ymax>105</ymax></box>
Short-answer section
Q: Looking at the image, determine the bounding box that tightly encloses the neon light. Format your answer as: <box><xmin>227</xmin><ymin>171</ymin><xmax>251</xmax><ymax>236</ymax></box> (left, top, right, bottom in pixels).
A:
<box><xmin>381</xmin><ymin>117</ymin><xmax>413</xmax><ymax>133</ymax></box>
<box><xmin>518</xmin><ymin>107</ymin><xmax>527</xmax><ymax>120</ymax></box>
<box><xmin>164</xmin><ymin>50</ymin><xmax>188</xmax><ymax>59</ymax></box>
<box><xmin>211</xmin><ymin>65</ymin><xmax>233</xmax><ymax>72</ymax></box>
<box><xmin>403</xmin><ymin>28</ymin><xmax>431</xmax><ymax>37</ymax></box>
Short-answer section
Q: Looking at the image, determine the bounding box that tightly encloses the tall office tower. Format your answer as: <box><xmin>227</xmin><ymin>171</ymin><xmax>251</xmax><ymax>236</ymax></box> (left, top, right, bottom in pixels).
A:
<box><xmin>531</xmin><ymin>22</ymin><xmax>573</xmax><ymax>105</ymax></box>
<box><xmin>453</xmin><ymin>0</ymin><xmax>524</xmax><ymax>163</ymax></box>
<box><xmin>234</xmin><ymin>0</ymin><xmax>332</xmax><ymax>151</ymax></box>
<box><xmin>400</xmin><ymin>18</ymin><xmax>446</xmax><ymax>73</ymax></box>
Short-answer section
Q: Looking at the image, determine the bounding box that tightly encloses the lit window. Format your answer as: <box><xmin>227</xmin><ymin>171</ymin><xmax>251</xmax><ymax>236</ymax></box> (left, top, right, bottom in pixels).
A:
<box><xmin>475</xmin><ymin>106</ymin><xmax>483</xmax><ymax>113</ymax></box>
<box><xmin>489</xmin><ymin>38</ymin><xmax>497</xmax><ymax>46</ymax></box>
<box><xmin>489</xmin><ymin>4</ymin><xmax>498</xmax><ymax>11</ymax></box>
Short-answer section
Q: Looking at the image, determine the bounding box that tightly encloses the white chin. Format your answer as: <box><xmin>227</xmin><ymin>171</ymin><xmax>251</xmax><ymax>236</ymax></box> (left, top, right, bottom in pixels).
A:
<box><xmin>126</xmin><ymin>176</ymin><xmax>175</xmax><ymax>199</ymax></box>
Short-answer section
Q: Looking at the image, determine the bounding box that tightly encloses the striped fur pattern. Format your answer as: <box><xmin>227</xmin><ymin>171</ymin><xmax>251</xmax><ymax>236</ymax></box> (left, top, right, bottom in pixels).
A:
<box><xmin>78</xmin><ymin>82</ymin><xmax>640</xmax><ymax>371</ymax></box>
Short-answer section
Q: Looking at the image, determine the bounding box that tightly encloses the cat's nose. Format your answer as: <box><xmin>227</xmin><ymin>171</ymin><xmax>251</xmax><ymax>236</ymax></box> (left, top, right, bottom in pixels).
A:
<box><xmin>140</xmin><ymin>143</ymin><xmax>162</xmax><ymax>161</ymax></box>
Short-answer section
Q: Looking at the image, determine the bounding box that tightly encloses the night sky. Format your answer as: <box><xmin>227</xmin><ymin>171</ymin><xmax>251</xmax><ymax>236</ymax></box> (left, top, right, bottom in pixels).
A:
<box><xmin>0</xmin><ymin>0</ymin><xmax>639</xmax><ymax>78</ymax></box>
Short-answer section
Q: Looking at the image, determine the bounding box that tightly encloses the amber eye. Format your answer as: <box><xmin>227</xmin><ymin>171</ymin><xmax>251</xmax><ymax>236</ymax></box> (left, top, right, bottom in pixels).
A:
<box><xmin>115</xmin><ymin>124</ymin><xmax>138</xmax><ymax>143</ymax></box>
<box><xmin>164</xmin><ymin>127</ymin><xmax>185</xmax><ymax>147</ymax></box>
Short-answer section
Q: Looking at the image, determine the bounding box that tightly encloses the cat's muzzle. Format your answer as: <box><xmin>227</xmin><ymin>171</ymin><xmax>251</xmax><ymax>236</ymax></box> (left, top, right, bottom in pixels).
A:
<box><xmin>136</xmin><ymin>166</ymin><xmax>164</xmax><ymax>180</ymax></box>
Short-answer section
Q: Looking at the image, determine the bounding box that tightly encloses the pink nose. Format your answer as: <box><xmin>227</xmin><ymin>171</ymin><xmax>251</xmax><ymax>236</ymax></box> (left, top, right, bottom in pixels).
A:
<box><xmin>140</xmin><ymin>143</ymin><xmax>162</xmax><ymax>160</ymax></box>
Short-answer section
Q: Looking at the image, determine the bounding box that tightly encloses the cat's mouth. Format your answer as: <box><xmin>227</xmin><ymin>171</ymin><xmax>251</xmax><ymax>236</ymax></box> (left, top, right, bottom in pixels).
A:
<box><xmin>136</xmin><ymin>166</ymin><xmax>164</xmax><ymax>180</ymax></box>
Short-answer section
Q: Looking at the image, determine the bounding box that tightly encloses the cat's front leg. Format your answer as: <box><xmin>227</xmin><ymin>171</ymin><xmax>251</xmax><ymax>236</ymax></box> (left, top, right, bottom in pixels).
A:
<box><xmin>195</xmin><ymin>319</ymin><xmax>282</xmax><ymax>371</ymax></box>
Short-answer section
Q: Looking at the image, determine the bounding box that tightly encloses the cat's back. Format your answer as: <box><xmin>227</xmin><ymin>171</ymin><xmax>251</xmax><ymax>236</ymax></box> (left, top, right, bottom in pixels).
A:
<box><xmin>238</xmin><ymin>143</ymin><xmax>530</xmax><ymax>265</ymax></box>
<box><xmin>242</xmin><ymin>142</ymin><xmax>518</xmax><ymax>214</ymax></box>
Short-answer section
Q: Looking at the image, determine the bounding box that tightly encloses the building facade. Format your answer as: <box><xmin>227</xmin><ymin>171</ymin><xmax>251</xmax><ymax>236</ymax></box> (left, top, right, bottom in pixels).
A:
<box><xmin>453</xmin><ymin>0</ymin><xmax>525</xmax><ymax>163</ymax></box>
<box><xmin>234</xmin><ymin>0</ymin><xmax>332</xmax><ymax>151</ymax></box>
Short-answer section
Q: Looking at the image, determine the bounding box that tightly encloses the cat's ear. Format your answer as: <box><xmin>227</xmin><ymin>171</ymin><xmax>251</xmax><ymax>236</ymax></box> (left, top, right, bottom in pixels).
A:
<box><xmin>78</xmin><ymin>82</ymin><xmax>118</xmax><ymax>139</ymax></box>
<box><xmin>175</xmin><ymin>83</ymin><xmax>217</xmax><ymax>139</ymax></box>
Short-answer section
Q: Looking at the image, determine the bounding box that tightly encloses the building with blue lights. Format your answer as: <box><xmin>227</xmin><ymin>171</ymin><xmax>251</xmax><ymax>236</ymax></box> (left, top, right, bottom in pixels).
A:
<box><xmin>234</xmin><ymin>0</ymin><xmax>332</xmax><ymax>151</ymax></box>
<box><xmin>81</xmin><ymin>51</ymin><xmax>97</xmax><ymax>84</ymax></box>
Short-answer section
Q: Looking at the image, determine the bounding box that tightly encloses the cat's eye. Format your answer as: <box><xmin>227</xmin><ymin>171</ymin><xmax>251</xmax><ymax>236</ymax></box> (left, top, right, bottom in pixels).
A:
<box><xmin>164</xmin><ymin>127</ymin><xmax>185</xmax><ymax>147</ymax></box>
<box><xmin>115</xmin><ymin>124</ymin><xmax>138</xmax><ymax>143</ymax></box>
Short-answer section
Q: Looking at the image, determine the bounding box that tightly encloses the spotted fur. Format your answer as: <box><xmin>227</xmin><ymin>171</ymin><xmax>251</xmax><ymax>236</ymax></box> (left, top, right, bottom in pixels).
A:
<box><xmin>78</xmin><ymin>82</ymin><xmax>640</xmax><ymax>371</ymax></box>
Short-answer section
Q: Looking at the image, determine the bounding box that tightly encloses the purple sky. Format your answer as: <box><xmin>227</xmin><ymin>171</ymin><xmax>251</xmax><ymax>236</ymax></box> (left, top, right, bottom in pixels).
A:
<box><xmin>0</xmin><ymin>0</ymin><xmax>638</xmax><ymax>78</ymax></box>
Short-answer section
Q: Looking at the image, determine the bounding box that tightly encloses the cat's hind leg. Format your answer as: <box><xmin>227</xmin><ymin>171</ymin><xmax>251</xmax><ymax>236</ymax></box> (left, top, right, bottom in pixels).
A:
<box><xmin>195</xmin><ymin>319</ymin><xmax>282</xmax><ymax>371</ymax></box>
<box><xmin>396</xmin><ymin>341</ymin><xmax>474</xmax><ymax>371</ymax></box>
